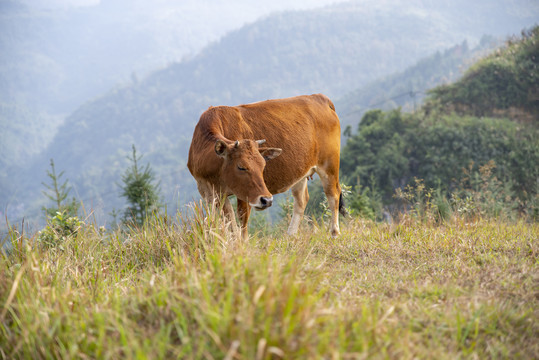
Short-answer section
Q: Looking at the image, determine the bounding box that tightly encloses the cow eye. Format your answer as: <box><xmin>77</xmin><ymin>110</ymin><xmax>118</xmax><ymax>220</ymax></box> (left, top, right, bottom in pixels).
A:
<box><xmin>237</xmin><ymin>165</ymin><xmax>248</xmax><ymax>171</ymax></box>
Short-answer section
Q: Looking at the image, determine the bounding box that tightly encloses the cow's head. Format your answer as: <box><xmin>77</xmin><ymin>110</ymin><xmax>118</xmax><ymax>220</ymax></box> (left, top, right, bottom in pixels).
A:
<box><xmin>215</xmin><ymin>139</ymin><xmax>281</xmax><ymax>210</ymax></box>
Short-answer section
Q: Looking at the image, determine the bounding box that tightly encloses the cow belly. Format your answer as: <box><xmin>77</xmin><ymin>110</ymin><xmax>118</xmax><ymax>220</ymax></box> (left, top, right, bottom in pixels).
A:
<box><xmin>265</xmin><ymin>166</ymin><xmax>316</xmax><ymax>194</ymax></box>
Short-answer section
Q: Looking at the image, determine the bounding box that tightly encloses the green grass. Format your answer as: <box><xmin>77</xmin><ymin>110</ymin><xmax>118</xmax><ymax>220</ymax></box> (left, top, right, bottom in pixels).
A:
<box><xmin>1</xmin><ymin>204</ymin><xmax>538</xmax><ymax>359</ymax></box>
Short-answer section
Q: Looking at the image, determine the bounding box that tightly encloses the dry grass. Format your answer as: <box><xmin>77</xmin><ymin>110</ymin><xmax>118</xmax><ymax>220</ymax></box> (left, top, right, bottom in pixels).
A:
<box><xmin>1</xmin><ymin>203</ymin><xmax>538</xmax><ymax>359</ymax></box>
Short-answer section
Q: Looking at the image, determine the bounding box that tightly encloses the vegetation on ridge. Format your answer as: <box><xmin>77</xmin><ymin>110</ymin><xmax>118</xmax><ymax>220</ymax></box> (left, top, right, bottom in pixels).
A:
<box><xmin>428</xmin><ymin>26</ymin><xmax>539</xmax><ymax>120</ymax></box>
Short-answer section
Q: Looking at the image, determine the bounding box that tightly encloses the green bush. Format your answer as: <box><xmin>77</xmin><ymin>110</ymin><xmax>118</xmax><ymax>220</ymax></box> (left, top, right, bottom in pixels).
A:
<box><xmin>37</xmin><ymin>211</ymin><xmax>83</xmax><ymax>250</ymax></box>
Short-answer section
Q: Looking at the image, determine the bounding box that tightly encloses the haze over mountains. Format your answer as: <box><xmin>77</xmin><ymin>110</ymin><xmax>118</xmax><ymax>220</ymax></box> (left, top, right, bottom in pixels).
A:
<box><xmin>3</xmin><ymin>0</ymin><xmax>339</xmax><ymax>113</ymax></box>
<box><xmin>1</xmin><ymin>0</ymin><xmax>538</xmax><ymax>229</ymax></box>
<box><xmin>1</xmin><ymin>0</ymin><xmax>338</xmax><ymax>168</ymax></box>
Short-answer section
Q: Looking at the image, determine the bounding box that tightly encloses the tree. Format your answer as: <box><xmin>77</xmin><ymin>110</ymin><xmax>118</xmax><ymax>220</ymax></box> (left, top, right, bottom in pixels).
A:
<box><xmin>41</xmin><ymin>159</ymin><xmax>79</xmax><ymax>219</ymax></box>
<box><xmin>120</xmin><ymin>145</ymin><xmax>161</xmax><ymax>226</ymax></box>
<box><xmin>340</xmin><ymin>108</ymin><xmax>538</xmax><ymax>214</ymax></box>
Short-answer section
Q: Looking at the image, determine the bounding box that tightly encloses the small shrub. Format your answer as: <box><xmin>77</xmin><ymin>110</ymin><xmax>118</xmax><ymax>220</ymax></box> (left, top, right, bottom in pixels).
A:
<box><xmin>37</xmin><ymin>211</ymin><xmax>83</xmax><ymax>250</ymax></box>
<box><xmin>346</xmin><ymin>177</ymin><xmax>384</xmax><ymax>221</ymax></box>
<box><xmin>456</xmin><ymin>160</ymin><xmax>520</xmax><ymax>220</ymax></box>
<box><xmin>248</xmin><ymin>211</ymin><xmax>272</xmax><ymax>237</ymax></box>
<box><xmin>278</xmin><ymin>193</ymin><xmax>294</xmax><ymax>223</ymax></box>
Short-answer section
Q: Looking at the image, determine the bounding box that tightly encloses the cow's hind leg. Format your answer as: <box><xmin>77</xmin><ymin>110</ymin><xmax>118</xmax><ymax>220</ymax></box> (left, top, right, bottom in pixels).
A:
<box><xmin>287</xmin><ymin>177</ymin><xmax>309</xmax><ymax>235</ymax></box>
<box><xmin>317</xmin><ymin>169</ymin><xmax>341</xmax><ymax>237</ymax></box>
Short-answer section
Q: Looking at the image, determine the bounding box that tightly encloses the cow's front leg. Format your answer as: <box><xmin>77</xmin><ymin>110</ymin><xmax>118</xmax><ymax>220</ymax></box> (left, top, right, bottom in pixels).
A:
<box><xmin>197</xmin><ymin>181</ymin><xmax>240</xmax><ymax>237</ymax></box>
<box><xmin>222</xmin><ymin>196</ymin><xmax>240</xmax><ymax>238</ymax></box>
<box><xmin>236</xmin><ymin>199</ymin><xmax>251</xmax><ymax>241</ymax></box>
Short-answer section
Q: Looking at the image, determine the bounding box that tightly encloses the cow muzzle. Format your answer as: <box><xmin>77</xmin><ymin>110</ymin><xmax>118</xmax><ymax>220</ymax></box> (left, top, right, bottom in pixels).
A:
<box><xmin>252</xmin><ymin>196</ymin><xmax>273</xmax><ymax>210</ymax></box>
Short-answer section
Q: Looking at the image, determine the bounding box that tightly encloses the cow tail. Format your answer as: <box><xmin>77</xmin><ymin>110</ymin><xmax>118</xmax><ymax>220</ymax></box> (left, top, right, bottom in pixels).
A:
<box><xmin>338</xmin><ymin>191</ymin><xmax>349</xmax><ymax>217</ymax></box>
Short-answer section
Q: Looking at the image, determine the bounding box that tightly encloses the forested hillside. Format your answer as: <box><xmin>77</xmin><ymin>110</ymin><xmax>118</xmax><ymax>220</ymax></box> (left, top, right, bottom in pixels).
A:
<box><xmin>339</xmin><ymin>27</ymin><xmax>539</xmax><ymax>219</ymax></box>
<box><xmin>428</xmin><ymin>27</ymin><xmax>539</xmax><ymax>121</ymax></box>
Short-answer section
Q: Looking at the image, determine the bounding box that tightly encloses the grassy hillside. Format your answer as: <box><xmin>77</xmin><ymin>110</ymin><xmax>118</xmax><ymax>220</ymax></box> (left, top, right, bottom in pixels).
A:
<box><xmin>1</xmin><ymin>206</ymin><xmax>537</xmax><ymax>358</ymax></box>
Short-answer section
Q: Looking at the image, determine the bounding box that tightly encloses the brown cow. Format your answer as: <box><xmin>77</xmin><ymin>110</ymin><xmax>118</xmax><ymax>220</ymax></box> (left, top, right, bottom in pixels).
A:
<box><xmin>187</xmin><ymin>94</ymin><xmax>346</xmax><ymax>240</ymax></box>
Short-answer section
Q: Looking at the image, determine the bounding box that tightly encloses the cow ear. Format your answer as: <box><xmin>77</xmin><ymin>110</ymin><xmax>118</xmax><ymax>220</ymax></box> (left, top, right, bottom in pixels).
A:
<box><xmin>260</xmin><ymin>147</ymin><xmax>282</xmax><ymax>161</ymax></box>
<box><xmin>215</xmin><ymin>140</ymin><xmax>228</xmax><ymax>158</ymax></box>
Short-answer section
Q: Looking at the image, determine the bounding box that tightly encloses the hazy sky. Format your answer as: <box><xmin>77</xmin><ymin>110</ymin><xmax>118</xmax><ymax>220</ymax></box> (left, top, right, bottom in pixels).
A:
<box><xmin>20</xmin><ymin>0</ymin><xmax>99</xmax><ymax>8</ymax></box>
<box><xmin>22</xmin><ymin>0</ymin><xmax>341</xmax><ymax>11</ymax></box>
<box><xmin>18</xmin><ymin>0</ymin><xmax>345</xmax><ymax>63</ymax></box>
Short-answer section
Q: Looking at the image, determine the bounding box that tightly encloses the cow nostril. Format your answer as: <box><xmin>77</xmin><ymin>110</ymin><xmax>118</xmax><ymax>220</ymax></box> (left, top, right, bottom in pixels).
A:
<box><xmin>260</xmin><ymin>196</ymin><xmax>273</xmax><ymax>208</ymax></box>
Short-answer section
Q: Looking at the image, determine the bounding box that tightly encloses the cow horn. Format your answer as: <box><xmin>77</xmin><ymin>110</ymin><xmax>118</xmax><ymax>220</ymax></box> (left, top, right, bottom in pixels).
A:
<box><xmin>256</xmin><ymin>139</ymin><xmax>266</xmax><ymax>145</ymax></box>
<box><xmin>234</xmin><ymin>140</ymin><xmax>239</xmax><ymax>148</ymax></box>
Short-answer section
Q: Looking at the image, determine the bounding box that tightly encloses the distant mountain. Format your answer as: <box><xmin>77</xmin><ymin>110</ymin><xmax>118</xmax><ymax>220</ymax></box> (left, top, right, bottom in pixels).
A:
<box><xmin>3</xmin><ymin>0</ymin><xmax>539</xmax><ymax>228</ymax></box>
<box><xmin>335</xmin><ymin>36</ymin><xmax>501</xmax><ymax>132</ymax></box>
